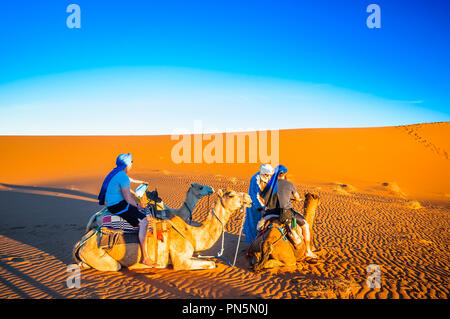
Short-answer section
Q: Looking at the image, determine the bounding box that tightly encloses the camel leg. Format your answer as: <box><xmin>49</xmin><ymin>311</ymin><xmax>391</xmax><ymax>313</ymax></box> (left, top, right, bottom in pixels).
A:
<box><xmin>169</xmin><ymin>241</ymin><xmax>215</xmax><ymax>271</ymax></box>
<box><xmin>128</xmin><ymin>263</ymin><xmax>153</xmax><ymax>270</ymax></box>
<box><xmin>254</xmin><ymin>238</ymin><xmax>274</xmax><ymax>271</ymax></box>
<box><xmin>78</xmin><ymin>232</ymin><xmax>121</xmax><ymax>272</ymax></box>
<box><xmin>270</xmin><ymin>242</ymin><xmax>296</xmax><ymax>267</ymax></box>
<box><xmin>266</xmin><ymin>229</ymin><xmax>297</xmax><ymax>267</ymax></box>
<box><xmin>263</xmin><ymin>259</ymin><xmax>286</xmax><ymax>269</ymax></box>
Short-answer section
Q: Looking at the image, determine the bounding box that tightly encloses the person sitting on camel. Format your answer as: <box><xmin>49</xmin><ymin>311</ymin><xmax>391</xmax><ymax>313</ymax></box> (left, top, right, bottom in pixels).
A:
<box><xmin>260</xmin><ymin>165</ymin><xmax>317</xmax><ymax>258</ymax></box>
<box><xmin>97</xmin><ymin>153</ymin><xmax>154</xmax><ymax>266</ymax></box>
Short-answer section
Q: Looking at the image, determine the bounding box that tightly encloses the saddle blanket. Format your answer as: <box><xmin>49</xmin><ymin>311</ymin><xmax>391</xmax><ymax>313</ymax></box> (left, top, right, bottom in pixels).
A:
<box><xmin>101</xmin><ymin>209</ymin><xmax>139</xmax><ymax>233</ymax></box>
<box><xmin>98</xmin><ymin>216</ymin><xmax>171</xmax><ymax>268</ymax></box>
<box><xmin>101</xmin><ymin>208</ymin><xmax>171</xmax><ymax>233</ymax></box>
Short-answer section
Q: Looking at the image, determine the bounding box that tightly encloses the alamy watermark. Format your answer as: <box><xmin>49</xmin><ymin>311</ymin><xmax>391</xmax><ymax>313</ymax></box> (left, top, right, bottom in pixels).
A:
<box><xmin>66</xmin><ymin>264</ymin><xmax>81</xmax><ymax>289</ymax></box>
<box><xmin>66</xmin><ymin>4</ymin><xmax>81</xmax><ymax>29</ymax></box>
<box><xmin>366</xmin><ymin>264</ymin><xmax>381</xmax><ymax>288</ymax></box>
<box><xmin>170</xmin><ymin>120</ymin><xmax>279</xmax><ymax>166</ymax></box>
<box><xmin>366</xmin><ymin>4</ymin><xmax>381</xmax><ymax>29</ymax></box>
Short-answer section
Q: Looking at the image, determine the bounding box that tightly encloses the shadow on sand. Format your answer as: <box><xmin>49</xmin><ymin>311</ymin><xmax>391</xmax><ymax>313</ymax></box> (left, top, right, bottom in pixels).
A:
<box><xmin>0</xmin><ymin>183</ymin><xmax>97</xmax><ymax>200</ymax></box>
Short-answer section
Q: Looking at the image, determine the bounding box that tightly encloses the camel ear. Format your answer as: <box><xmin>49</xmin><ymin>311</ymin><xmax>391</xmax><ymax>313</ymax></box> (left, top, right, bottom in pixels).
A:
<box><xmin>217</xmin><ymin>189</ymin><xmax>224</xmax><ymax>197</ymax></box>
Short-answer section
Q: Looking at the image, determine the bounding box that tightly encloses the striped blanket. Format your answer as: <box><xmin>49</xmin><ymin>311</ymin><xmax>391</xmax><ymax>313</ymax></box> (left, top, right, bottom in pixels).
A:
<box><xmin>101</xmin><ymin>209</ymin><xmax>140</xmax><ymax>233</ymax></box>
<box><xmin>100</xmin><ymin>207</ymin><xmax>170</xmax><ymax>233</ymax></box>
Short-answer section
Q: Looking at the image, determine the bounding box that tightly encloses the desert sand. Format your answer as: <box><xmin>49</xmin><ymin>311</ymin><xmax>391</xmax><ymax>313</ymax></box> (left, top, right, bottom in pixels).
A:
<box><xmin>0</xmin><ymin>122</ymin><xmax>448</xmax><ymax>299</ymax></box>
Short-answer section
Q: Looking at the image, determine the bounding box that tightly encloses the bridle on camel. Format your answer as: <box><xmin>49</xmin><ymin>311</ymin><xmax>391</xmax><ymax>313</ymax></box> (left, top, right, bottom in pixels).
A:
<box><xmin>196</xmin><ymin>193</ymin><xmax>247</xmax><ymax>267</ymax></box>
<box><xmin>196</xmin><ymin>194</ymin><xmax>232</xmax><ymax>266</ymax></box>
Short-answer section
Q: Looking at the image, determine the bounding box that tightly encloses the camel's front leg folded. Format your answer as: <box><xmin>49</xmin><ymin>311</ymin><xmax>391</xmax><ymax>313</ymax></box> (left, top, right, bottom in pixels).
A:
<box><xmin>169</xmin><ymin>243</ymin><xmax>215</xmax><ymax>270</ymax></box>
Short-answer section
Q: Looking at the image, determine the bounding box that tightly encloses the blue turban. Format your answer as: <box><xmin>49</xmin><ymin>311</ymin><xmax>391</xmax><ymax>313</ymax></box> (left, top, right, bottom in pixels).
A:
<box><xmin>98</xmin><ymin>153</ymin><xmax>133</xmax><ymax>205</ymax></box>
<box><xmin>261</xmin><ymin>165</ymin><xmax>287</xmax><ymax>210</ymax></box>
<box><xmin>116</xmin><ymin>153</ymin><xmax>133</xmax><ymax>167</ymax></box>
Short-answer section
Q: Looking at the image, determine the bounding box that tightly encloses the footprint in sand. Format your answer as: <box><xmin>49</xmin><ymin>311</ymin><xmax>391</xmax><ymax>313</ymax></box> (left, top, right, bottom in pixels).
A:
<box><xmin>399</xmin><ymin>125</ymin><xmax>449</xmax><ymax>160</ymax></box>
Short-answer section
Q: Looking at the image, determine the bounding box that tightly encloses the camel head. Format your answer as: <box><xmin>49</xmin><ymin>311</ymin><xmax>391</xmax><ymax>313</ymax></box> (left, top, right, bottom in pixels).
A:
<box><xmin>217</xmin><ymin>189</ymin><xmax>252</xmax><ymax>213</ymax></box>
<box><xmin>189</xmin><ymin>183</ymin><xmax>214</xmax><ymax>199</ymax></box>
<box><xmin>304</xmin><ymin>192</ymin><xmax>320</xmax><ymax>208</ymax></box>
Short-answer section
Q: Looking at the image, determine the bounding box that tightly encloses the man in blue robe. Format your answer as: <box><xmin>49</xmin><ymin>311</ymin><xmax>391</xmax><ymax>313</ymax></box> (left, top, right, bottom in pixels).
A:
<box><xmin>243</xmin><ymin>164</ymin><xmax>274</xmax><ymax>243</ymax></box>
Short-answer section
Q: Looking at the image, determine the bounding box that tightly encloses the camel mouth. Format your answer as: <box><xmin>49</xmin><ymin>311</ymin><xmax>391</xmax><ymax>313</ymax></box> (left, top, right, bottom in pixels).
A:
<box><xmin>191</xmin><ymin>184</ymin><xmax>215</xmax><ymax>198</ymax></box>
<box><xmin>241</xmin><ymin>194</ymin><xmax>252</xmax><ymax>207</ymax></box>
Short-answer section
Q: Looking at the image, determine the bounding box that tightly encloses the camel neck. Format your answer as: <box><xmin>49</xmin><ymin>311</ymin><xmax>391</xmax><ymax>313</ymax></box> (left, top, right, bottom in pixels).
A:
<box><xmin>191</xmin><ymin>197</ymin><xmax>229</xmax><ymax>252</ymax></box>
<box><xmin>183</xmin><ymin>189</ymin><xmax>197</xmax><ymax>214</ymax></box>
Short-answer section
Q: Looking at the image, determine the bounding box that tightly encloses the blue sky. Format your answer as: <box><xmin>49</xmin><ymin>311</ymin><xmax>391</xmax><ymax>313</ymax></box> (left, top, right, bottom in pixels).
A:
<box><xmin>0</xmin><ymin>0</ymin><xmax>449</xmax><ymax>134</ymax></box>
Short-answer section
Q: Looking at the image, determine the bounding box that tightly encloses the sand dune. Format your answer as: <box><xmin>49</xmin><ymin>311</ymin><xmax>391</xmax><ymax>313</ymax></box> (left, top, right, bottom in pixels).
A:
<box><xmin>0</xmin><ymin>123</ymin><xmax>448</xmax><ymax>299</ymax></box>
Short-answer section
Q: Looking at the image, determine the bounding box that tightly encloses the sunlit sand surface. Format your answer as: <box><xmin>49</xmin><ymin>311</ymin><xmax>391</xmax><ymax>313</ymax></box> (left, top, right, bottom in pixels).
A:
<box><xmin>0</xmin><ymin>123</ymin><xmax>448</xmax><ymax>299</ymax></box>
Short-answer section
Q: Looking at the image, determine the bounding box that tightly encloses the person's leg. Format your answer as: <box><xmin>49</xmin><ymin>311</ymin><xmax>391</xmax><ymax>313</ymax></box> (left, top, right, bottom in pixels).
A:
<box><xmin>118</xmin><ymin>207</ymin><xmax>154</xmax><ymax>266</ymax></box>
<box><xmin>138</xmin><ymin>217</ymin><xmax>154</xmax><ymax>266</ymax></box>
<box><xmin>292</xmin><ymin>211</ymin><xmax>317</xmax><ymax>258</ymax></box>
<box><xmin>300</xmin><ymin>222</ymin><xmax>317</xmax><ymax>258</ymax></box>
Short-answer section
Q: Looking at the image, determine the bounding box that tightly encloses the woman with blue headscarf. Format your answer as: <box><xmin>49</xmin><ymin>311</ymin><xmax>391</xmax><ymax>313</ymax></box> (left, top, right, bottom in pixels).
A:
<box><xmin>98</xmin><ymin>153</ymin><xmax>154</xmax><ymax>265</ymax></box>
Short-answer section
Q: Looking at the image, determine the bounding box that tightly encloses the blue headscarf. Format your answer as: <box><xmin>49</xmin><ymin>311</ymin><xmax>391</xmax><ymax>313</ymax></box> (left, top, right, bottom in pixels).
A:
<box><xmin>261</xmin><ymin>165</ymin><xmax>288</xmax><ymax>210</ymax></box>
<box><xmin>98</xmin><ymin>153</ymin><xmax>133</xmax><ymax>205</ymax></box>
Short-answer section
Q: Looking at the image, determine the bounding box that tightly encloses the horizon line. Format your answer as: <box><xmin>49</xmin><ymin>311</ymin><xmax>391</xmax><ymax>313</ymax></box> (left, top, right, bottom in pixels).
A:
<box><xmin>0</xmin><ymin>121</ymin><xmax>447</xmax><ymax>137</ymax></box>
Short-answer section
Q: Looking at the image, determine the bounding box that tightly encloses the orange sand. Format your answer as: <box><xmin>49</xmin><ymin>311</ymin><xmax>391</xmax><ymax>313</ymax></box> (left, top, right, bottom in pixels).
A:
<box><xmin>0</xmin><ymin>122</ymin><xmax>448</xmax><ymax>299</ymax></box>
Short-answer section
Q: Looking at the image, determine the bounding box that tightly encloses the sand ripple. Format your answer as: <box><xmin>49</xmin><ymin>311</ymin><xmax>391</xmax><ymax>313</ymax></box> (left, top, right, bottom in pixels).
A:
<box><xmin>0</xmin><ymin>173</ymin><xmax>448</xmax><ymax>299</ymax></box>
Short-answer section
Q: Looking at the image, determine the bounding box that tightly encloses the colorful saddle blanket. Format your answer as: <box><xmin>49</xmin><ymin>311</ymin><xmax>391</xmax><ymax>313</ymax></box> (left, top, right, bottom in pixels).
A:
<box><xmin>101</xmin><ymin>204</ymin><xmax>169</xmax><ymax>233</ymax></box>
<box><xmin>101</xmin><ymin>209</ymin><xmax>140</xmax><ymax>233</ymax></box>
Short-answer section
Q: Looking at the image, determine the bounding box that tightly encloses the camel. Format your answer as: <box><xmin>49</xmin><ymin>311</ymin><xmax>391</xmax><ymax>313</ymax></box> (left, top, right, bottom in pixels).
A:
<box><xmin>161</xmin><ymin>183</ymin><xmax>214</xmax><ymax>223</ymax></box>
<box><xmin>247</xmin><ymin>193</ymin><xmax>320</xmax><ymax>271</ymax></box>
<box><xmin>73</xmin><ymin>189</ymin><xmax>252</xmax><ymax>271</ymax></box>
<box><xmin>85</xmin><ymin>183</ymin><xmax>214</xmax><ymax>232</ymax></box>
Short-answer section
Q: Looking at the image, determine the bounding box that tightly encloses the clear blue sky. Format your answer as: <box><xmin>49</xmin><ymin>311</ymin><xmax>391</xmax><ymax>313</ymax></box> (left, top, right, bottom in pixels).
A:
<box><xmin>0</xmin><ymin>0</ymin><xmax>449</xmax><ymax>134</ymax></box>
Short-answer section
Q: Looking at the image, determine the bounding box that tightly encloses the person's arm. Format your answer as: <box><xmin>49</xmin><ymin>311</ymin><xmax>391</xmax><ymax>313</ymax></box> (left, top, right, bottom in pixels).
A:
<box><xmin>121</xmin><ymin>187</ymin><xmax>144</xmax><ymax>210</ymax></box>
<box><xmin>249</xmin><ymin>177</ymin><xmax>265</xmax><ymax>211</ymax></box>
<box><xmin>129</xmin><ymin>177</ymin><xmax>148</xmax><ymax>184</ymax></box>
<box><xmin>293</xmin><ymin>191</ymin><xmax>303</xmax><ymax>202</ymax></box>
